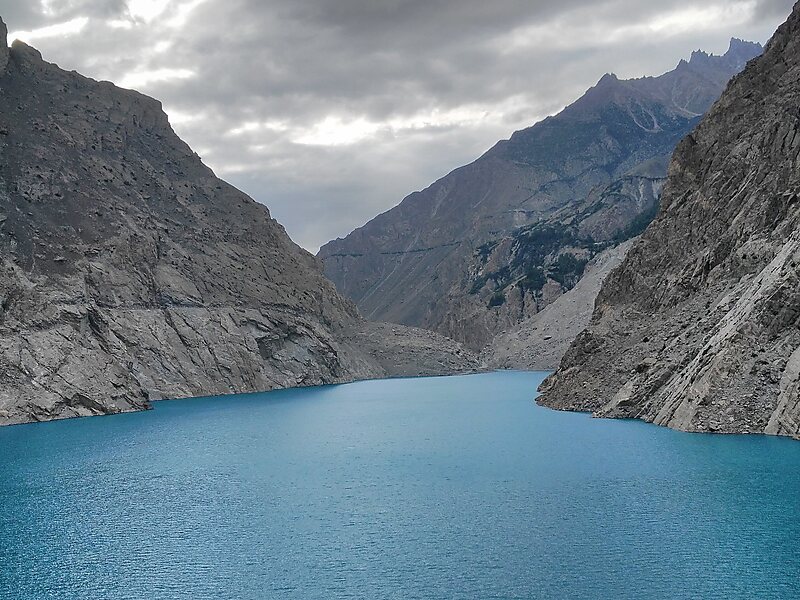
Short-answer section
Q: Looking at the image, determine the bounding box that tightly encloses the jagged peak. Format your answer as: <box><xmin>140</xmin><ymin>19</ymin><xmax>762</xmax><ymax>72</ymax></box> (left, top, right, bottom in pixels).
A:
<box><xmin>597</xmin><ymin>72</ymin><xmax>619</xmax><ymax>85</ymax></box>
<box><xmin>675</xmin><ymin>38</ymin><xmax>762</xmax><ymax>71</ymax></box>
<box><xmin>724</xmin><ymin>37</ymin><xmax>763</xmax><ymax>67</ymax></box>
<box><xmin>726</xmin><ymin>37</ymin><xmax>763</xmax><ymax>55</ymax></box>
<box><xmin>10</xmin><ymin>38</ymin><xmax>43</xmax><ymax>62</ymax></box>
<box><xmin>0</xmin><ymin>18</ymin><xmax>45</xmax><ymax>69</ymax></box>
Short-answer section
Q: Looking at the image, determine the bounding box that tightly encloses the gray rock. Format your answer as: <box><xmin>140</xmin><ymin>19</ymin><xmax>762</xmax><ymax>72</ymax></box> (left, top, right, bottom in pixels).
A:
<box><xmin>0</xmin><ymin>22</ymin><xmax>479</xmax><ymax>426</ymax></box>
<box><xmin>0</xmin><ymin>19</ymin><xmax>8</xmax><ymax>75</ymax></box>
<box><xmin>539</xmin><ymin>2</ymin><xmax>800</xmax><ymax>438</ymax></box>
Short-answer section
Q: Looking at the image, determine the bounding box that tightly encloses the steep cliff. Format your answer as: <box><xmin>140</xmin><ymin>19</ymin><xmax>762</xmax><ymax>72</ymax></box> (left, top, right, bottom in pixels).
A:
<box><xmin>0</xmin><ymin>20</ymin><xmax>479</xmax><ymax>425</ymax></box>
<box><xmin>539</xmin><ymin>2</ymin><xmax>800</xmax><ymax>437</ymax></box>
<box><xmin>319</xmin><ymin>40</ymin><xmax>762</xmax><ymax>350</ymax></box>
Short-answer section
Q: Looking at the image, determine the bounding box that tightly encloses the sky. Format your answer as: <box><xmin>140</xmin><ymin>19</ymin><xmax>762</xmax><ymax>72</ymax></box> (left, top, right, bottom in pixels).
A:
<box><xmin>0</xmin><ymin>0</ymin><xmax>795</xmax><ymax>251</ymax></box>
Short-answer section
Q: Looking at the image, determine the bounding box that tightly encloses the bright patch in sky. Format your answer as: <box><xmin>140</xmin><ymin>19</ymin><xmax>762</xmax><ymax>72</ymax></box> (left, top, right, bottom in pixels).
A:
<box><xmin>646</xmin><ymin>2</ymin><xmax>757</xmax><ymax>33</ymax></box>
<box><xmin>119</xmin><ymin>68</ymin><xmax>196</xmax><ymax>89</ymax></box>
<box><xmin>227</xmin><ymin>121</ymin><xmax>291</xmax><ymax>136</ymax></box>
<box><xmin>165</xmin><ymin>0</ymin><xmax>209</xmax><ymax>28</ymax></box>
<box><xmin>108</xmin><ymin>19</ymin><xmax>134</xmax><ymax>30</ymax></box>
<box><xmin>127</xmin><ymin>0</ymin><xmax>169</xmax><ymax>22</ymax></box>
<box><xmin>166</xmin><ymin>109</ymin><xmax>202</xmax><ymax>125</ymax></box>
<box><xmin>153</xmin><ymin>40</ymin><xmax>173</xmax><ymax>53</ymax></box>
<box><xmin>8</xmin><ymin>17</ymin><xmax>89</xmax><ymax>44</ymax></box>
<box><xmin>294</xmin><ymin>117</ymin><xmax>380</xmax><ymax>146</ymax></box>
<box><xmin>293</xmin><ymin>107</ymin><xmax>497</xmax><ymax>147</ymax></box>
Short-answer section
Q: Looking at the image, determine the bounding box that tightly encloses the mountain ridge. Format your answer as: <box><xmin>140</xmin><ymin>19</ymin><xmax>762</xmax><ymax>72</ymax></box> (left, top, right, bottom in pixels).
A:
<box><xmin>320</xmin><ymin>39</ymin><xmax>762</xmax><ymax>350</ymax></box>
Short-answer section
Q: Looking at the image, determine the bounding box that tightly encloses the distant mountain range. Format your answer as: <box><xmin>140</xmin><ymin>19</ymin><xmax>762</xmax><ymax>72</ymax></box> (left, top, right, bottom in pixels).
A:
<box><xmin>319</xmin><ymin>39</ymin><xmax>763</xmax><ymax>352</ymax></box>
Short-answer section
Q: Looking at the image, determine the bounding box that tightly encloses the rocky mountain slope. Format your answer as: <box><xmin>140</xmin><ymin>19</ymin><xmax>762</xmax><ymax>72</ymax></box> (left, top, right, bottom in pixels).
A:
<box><xmin>319</xmin><ymin>40</ymin><xmax>762</xmax><ymax>350</ymax></box>
<box><xmin>0</xmin><ymin>20</ymin><xmax>479</xmax><ymax>426</ymax></box>
<box><xmin>485</xmin><ymin>239</ymin><xmax>634</xmax><ymax>370</ymax></box>
<box><xmin>539</xmin><ymin>1</ymin><xmax>800</xmax><ymax>437</ymax></box>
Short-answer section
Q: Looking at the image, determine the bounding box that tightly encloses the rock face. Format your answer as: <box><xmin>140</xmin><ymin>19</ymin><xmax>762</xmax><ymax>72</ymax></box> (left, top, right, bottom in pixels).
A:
<box><xmin>0</xmin><ymin>19</ymin><xmax>8</xmax><ymax>75</ymax></box>
<box><xmin>485</xmin><ymin>240</ymin><xmax>634</xmax><ymax>370</ymax></box>
<box><xmin>0</xmin><ymin>21</ymin><xmax>479</xmax><ymax>425</ymax></box>
<box><xmin>539</xmin><ymin>2</ymin><xmax>800</xmax><ymax>437</ymax></box>
<box><xmin>319</xmin><ymin>40</ymin><xmax>762</xmax><ymax>350</ymax></box>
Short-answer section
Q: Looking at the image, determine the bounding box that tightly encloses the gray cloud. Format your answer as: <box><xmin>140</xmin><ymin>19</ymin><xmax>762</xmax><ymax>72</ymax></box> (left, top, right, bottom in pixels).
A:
<box><xmin>0</xmin><ymin>0</ymin><xmax>795</xmax><ymax>250</ymax></box>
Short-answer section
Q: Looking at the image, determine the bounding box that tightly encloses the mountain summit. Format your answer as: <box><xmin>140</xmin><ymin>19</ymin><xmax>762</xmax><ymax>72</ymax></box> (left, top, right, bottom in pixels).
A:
<box><xmin>724</xmin><ymin>37</ymin><xmax>765</xmax><ymax>68</ymax></box>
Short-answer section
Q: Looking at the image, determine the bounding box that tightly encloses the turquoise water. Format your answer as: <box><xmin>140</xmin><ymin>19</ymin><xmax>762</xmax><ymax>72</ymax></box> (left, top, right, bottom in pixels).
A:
<box><xmin>2</xmin><ymin>371</ymin><xmax>800</xmax><ymax>599</ymax></box>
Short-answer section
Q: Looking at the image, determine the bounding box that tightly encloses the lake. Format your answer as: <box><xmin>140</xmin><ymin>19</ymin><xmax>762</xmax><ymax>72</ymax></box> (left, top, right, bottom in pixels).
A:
<box><xmin>2</xmin><ymin>371</ymin><xmax>800</xmax><ymax>599</ymax></box>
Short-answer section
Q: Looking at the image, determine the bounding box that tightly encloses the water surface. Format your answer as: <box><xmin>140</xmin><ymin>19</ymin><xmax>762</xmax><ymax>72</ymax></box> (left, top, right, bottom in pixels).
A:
<box><xmin>2</xmin><ymin>371</ymin><xmax>800</xmax><ymax>599</ymax></box>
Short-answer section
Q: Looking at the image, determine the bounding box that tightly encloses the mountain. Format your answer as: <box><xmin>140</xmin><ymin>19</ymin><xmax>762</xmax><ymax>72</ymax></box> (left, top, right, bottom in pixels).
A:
<box><xmin>319</xmin><ymin>39</ymin><xmax>763</xmax><ymax>350</ymax></box>
<box><xmin>0</xmin><ymin>19</ymin><xmax>479</xmax><ymax>425</ymax></box>
<box><xmin>539</xmin><ymin>2</ymin><xmax>800</xmax><ymax>437</ymax></box>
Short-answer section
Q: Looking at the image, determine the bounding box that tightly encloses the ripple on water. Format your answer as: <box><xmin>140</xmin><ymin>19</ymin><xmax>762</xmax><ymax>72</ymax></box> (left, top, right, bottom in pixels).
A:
<box><xmin>2</xmin><ymin>371</ymin><xmax>800</xmax><ymax>599</ymax></box>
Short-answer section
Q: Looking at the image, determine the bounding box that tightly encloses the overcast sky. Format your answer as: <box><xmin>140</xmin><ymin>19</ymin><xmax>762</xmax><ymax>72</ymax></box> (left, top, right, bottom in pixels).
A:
<box><xmin>0</xmin><ymin>0</ymin><xmax>794</xmax><ymax>251</ymax></box>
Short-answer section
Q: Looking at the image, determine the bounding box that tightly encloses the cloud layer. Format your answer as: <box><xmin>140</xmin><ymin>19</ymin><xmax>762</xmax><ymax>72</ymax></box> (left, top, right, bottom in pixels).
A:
<box><xmin>2</xmin><ymin>0</ymin><xmax>795</xmax><ymax>250</ymax></box>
